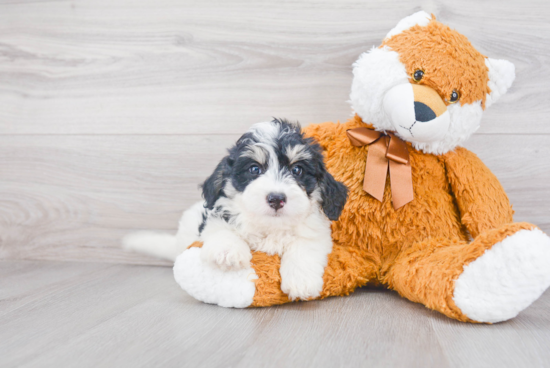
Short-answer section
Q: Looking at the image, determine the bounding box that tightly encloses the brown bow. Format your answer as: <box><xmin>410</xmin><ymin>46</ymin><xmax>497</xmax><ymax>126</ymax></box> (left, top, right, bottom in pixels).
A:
<box><xmin>346</xmin><ymin>127</ymin><xmax>413</xmax><ymax>210</ymax></box>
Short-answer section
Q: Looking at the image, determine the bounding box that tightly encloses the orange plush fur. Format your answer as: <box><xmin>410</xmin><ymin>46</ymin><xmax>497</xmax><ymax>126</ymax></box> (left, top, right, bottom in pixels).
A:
<box><xmin>382</xmin><ymin>15</ymin><xmax>491</xmax><ymax>108</ymax></box>
<box><xmin>187</xmin><ymin>14</ymin><xmax>545</xmax><ymax>322</ymax></box>
<box><xmin>246</xmin><ymin>116</ymin><xmax>536</xmax><ymax>322</ymax></box>
<box><xmin>190</xmin><ymin>114</ymin><xmax>535</xmax><ymax>322</ymax></box>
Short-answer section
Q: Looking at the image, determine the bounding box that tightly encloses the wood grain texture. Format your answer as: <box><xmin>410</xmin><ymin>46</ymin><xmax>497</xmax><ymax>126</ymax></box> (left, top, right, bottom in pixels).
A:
<box><xmin>0</xmin><ymin>0</ymin><xmax>549</xmax><ymax>134</ymax></box>
<box><xmin>1</xmin><ymin>0</ymin><xmax>550</xmax><ymax>265</ymax></box>
<box><xmin>2</xmin><ymin>2</ymin><xmax>550</xmax><ymax>366</ymax></box>
<box><xmin>1</xmin><ymin>133</ymin><xmax>549</xmax><ymax>264</ymax></box>
<box><xmin>1</xmin><ymin>260</ymin><xmax>550</xmax><ymax>368</ymax></box>
<box><xmin>0</xmin><ymin>134</ymin><xmax>239</xmax><ymax>265</ymax></box>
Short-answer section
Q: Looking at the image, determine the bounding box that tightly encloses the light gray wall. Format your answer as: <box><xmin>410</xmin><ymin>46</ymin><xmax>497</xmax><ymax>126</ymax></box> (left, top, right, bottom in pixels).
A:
<box><xmin>1</xmin><ymin>0</ymin><xmax>549</xmax><ymax>265</ymax></box>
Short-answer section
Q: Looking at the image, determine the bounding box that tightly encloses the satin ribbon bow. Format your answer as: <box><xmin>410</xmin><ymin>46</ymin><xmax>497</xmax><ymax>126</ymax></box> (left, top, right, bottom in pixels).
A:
<box><xmin>346</xmin><ymin>127</ymin><xmax>414</xmax><ymax>210</ymax></box>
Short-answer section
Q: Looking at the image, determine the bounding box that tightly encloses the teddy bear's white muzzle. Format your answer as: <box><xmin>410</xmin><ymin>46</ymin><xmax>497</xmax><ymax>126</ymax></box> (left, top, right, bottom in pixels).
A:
<box><xmin>383</xmin><ymin>83</ymin><xmax>450</xmax><ymax>143</ymax></box>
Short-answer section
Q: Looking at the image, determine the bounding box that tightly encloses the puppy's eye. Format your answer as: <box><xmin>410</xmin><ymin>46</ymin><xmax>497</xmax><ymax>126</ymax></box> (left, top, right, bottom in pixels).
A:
<box><xmin>412</xmin><ymin>69</ymin><xmax>424</xmax><ymax>82</ymax></box>
<box><xmin>291</xmin><ymin>166</ymin><xmax>303</xmax><ymax>176</ymax></box>
<box><xmin>449</xmin><ymin>90</ymin><xmax>460</xmax><ymax>104</ymax></box>
<box><xmin>249</xmin><ymin>165</ymin><xmax>262</xmax><ymax>175</ymax></box>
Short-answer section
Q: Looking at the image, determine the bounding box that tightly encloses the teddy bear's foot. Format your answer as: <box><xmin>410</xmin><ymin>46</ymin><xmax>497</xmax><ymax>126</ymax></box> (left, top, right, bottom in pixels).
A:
<box><xmin>173</xmin><ymin>247</ymin><xmax>257</xmax><ymax>308</ymax></box>
<box><xmin>453</xmin><ymin>228</ymin><xmax>550</xmax><ymax>323</ymax></box>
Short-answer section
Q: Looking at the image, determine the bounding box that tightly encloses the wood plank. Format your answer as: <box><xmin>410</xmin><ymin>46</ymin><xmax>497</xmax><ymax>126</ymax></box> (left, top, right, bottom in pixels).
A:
<box><xmin>1</xmin><ymin>133</ymin><xmax>549</xmax><ymax>264</ymax></box>
<box><xmin>0</xmin><ymin>0</ymin><xmax>549</xmax><ymax>134</ymax></box>
<box><xmin>0</xmin><ymin>260</ymin><xmax>114</xmax><ymax>316</ymax></box>
<box><xmin>464</xmin><ymin>134</ymin><xmax>550</xmax><ymax>230</ymax></box>
<box><xmin>1</xmin><ymin>260</ymin><xmax>549</xmax><ymax>368</ymax></box>
<box><xmin>0</xmin><ymin>134</ymin><xmax>238</xmax><ymax>264</ymax></box>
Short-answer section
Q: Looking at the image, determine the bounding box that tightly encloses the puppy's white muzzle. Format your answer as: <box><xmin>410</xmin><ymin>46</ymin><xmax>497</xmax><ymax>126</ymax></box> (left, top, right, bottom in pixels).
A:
<box><xmin>383</xmin><ymin>83</ymin><xmax>450</xmax><ymax>143</ymax></box>
<box><xmin>241</xmin><ymin>174</ymin><xmax>310</xmax><ymax>220</ymax></box>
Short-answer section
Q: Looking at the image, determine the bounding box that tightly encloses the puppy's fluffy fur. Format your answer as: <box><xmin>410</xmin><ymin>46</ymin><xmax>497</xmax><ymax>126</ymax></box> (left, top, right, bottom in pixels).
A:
<box><xmin>124</xmin><ymin>119</ymin><xmax>347</xmax><ymax>300</ymax></box>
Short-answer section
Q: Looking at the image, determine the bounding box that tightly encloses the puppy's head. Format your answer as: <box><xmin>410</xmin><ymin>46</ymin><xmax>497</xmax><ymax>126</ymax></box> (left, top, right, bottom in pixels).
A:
<box><xmin>202</xmin><ymin>119</ymin><xmax>347</xmax><ymax>223</ymax></box>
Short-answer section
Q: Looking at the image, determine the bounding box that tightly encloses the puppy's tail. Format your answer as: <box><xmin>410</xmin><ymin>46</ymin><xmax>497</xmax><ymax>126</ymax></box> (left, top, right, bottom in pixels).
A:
<box><xmin>123</xmin><ymin>201</ymin><xmax>206</xmax><ymax>262</ymax></box>
<box><xmin>122</xmin><ymin>231</ymin><xmax>180</xmax><ymax>261</ymax></box>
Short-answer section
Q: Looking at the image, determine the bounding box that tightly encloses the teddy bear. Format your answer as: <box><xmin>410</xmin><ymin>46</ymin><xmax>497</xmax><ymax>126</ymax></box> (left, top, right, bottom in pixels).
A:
<box><xmin>174</xmin><ymin>11</ymin><xmax>550</xmax><ymax>323</ymax></box>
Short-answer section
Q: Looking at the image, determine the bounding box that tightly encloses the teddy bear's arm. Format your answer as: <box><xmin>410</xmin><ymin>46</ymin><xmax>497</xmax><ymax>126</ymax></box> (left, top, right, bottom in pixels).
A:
<box><xmin>443</xmin><ymin>147</ymin><xmax>514</xmax><ymax>238</ymax></box>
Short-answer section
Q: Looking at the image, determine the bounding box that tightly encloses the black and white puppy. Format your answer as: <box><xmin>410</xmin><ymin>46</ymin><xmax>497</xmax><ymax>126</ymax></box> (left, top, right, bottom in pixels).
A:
<box><xmin>124</xmin><ymin>119</ymin><xmax>347</xmax><ymax>303</ymax></box>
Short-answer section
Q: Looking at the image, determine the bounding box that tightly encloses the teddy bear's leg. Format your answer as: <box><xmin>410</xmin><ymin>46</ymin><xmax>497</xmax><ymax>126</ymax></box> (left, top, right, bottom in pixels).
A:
<box><xmin>173</xmin><ymin>242</ymin><xmax>289</xmax><ymax>308</ymax></box>
<box><xmin>175</xmin><ymin>241</ymin><xmax>378</xmax><ymax>308</ymax></box>
<box><xmin>173</xmin><ymin>245</ymin><xmax>258</xmax><ymax>308</ymax></box>
<box><xmin>385</xmin><ymin>223</ymin><xmax>550</xmax><ymax>323</ymax></box>
<box><xmin>252</xmin><ymin>241</ymin><xmax>379</xmax><ymax>306</ymax></box>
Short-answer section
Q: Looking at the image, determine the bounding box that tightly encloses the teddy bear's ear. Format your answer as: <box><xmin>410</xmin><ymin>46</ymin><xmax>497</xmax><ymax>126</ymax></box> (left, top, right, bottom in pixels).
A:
<box><xmin>485</xmin><ymin>58</ymin><xmax>516</xmax><ymax>108</ymax></box>
<box><xmin>384</xmin><ymin>11</ymin><xmax>432</xmax><ymax>40</ymax></box>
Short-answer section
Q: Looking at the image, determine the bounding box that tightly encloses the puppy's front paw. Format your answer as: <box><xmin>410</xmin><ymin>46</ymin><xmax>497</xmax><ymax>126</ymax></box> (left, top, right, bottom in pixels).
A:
<box><xmin>201</xmin><ymin>241</ymin><xmax>252</xmax><ymax>271</ymax></box>
<box><xmin>280</xmin><ymin>266</ymin><xmax>324</xmax><ymax>301</ymax></box>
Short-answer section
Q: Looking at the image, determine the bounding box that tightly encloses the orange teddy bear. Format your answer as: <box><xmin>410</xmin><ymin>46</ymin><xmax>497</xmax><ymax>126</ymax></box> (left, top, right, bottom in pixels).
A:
<box><xmin>175</xmin><ymin>12</ymin><xmax>550</xmax><ymax>323</ymax></box>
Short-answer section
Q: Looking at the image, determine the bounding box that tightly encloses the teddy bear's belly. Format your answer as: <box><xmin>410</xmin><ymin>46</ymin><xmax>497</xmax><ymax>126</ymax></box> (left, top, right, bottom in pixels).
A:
<box><xmin>330</xmin><ymin>154</ymin><xmax>468</xmax><ymax>270</ymax></box>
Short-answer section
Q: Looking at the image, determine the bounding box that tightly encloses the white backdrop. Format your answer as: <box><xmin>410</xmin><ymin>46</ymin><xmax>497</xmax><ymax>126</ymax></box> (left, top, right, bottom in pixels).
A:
<box><xmin>1</xmin><ymin>0</ymin><xmax>549</xmax><ymax>265</ymax></box>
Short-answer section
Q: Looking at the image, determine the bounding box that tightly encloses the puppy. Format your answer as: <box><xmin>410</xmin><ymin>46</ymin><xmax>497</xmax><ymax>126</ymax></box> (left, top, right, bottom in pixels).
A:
<box><xmin>124</xmin><ymin>118</ymin><xmax>347</xmax><ymax>300</ymax></box>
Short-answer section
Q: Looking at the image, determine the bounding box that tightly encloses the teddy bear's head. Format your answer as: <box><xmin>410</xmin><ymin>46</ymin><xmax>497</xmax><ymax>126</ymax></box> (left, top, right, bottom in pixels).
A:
<box><xmin>350</xmin><ymin>11</ymin><xmax>515</xmax><ymax>154</ymax></box>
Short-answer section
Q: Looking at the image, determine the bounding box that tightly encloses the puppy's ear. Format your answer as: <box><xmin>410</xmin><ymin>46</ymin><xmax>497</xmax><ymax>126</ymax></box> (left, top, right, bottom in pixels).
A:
<box><xmin>201</xmin><ymin>156</ymin><xmax>232</xmax><ymax>210</ymax></box>
<box><xmin>320</xmin><ymin>171</ymin><xmax>348</xmax><ymax>221</ymax></box>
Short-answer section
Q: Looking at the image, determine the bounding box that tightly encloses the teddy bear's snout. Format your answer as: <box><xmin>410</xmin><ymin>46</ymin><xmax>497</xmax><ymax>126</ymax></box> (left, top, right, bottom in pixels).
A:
<box><xmin>383</xmin><ymin>83</ymin><xmax>451</xmax><ymax>143</ymax></box>
<box><xmin>411</xmin><ymin>84</ymin><xmax>447</xmax><ymax>123</ymax></box>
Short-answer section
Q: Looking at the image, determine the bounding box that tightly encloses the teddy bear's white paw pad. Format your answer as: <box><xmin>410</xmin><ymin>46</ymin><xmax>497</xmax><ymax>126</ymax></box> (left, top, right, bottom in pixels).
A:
<box><xmin>173</xmin><ymin>247</ymin><xmax>257</xmax><ymax>308</ymax></box>
<box><xmin>453</xmin><ymin>229</ymin><xmax>550</xmax><ymax>323</ymax></box>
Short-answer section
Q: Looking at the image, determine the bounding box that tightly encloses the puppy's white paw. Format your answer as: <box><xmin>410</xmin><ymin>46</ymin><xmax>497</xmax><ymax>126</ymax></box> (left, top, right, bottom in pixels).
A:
<box><xmin>201</xmin><ymin>240</ymin><xmax>252</xmax><ymax>271</ymax></box>
<box><xmin>280</xmin><ymin>265</ymin><xmax>324</xmax><ymax>301</ymax></box>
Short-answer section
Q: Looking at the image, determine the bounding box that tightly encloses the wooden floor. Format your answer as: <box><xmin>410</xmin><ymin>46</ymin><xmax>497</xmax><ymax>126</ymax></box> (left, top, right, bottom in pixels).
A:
<box><xmin>1</xmin><ymin>260</ymin><xmax>550</xmax><ymax>368</ymax></box>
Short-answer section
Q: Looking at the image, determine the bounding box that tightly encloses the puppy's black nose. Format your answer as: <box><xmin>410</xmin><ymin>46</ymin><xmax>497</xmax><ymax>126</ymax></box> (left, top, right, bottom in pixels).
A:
<box><xmin>414</xmin><ymin>101</ymin><xmax>437</xmax><ymax>122</ymax></box>
<box><xmin>267</xmin><ymin>193</ymin><xmax>286</xmax><ymax>210</ymax></box>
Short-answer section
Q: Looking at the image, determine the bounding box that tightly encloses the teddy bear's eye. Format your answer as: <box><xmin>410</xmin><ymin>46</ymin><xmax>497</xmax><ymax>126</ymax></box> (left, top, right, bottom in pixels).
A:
<box><xmin>412</xmin><ymin>70</ymin><xmax>424</xmax><ymax>82</ymax></box>
<box><xmin>449</xmin><ymin>90</ymin><xmax>460</xmax><ymax>104</ymax></box>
